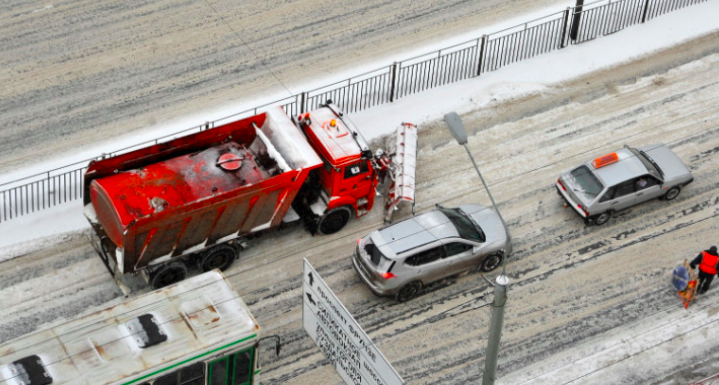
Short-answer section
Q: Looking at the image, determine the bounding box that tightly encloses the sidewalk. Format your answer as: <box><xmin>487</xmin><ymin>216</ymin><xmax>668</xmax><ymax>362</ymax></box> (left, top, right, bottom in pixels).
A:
<box><xmin>499</xmin><ymin>295</ymin><xmax>719</xmax><ymax>384</ymax></box>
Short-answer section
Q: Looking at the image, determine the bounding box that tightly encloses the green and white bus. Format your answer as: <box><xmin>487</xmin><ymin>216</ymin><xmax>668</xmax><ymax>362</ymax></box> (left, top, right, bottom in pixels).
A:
<box><xmin>0</xmin><ymin>270</ymin><xmax>278</xmax><ymax>385</ymax></box>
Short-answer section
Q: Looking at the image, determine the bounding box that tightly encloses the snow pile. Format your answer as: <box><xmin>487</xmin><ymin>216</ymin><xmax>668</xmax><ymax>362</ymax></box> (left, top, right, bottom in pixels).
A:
<box><xmin>259</xmin><ymin>107</ymin><xmax>322</xmax><ymax>170</ymax></box>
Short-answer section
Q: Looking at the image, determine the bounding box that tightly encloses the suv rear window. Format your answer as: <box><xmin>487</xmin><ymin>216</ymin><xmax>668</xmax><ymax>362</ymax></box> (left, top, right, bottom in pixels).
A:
<box><xmin>569</xmin><ymin>165</ymin><xmax>604</xmax><ymax>200</ymax></box>
<box><xmin>365</xmin><ymin>243</ymin><xmax>384</xmax><ymax>266</ymax></box>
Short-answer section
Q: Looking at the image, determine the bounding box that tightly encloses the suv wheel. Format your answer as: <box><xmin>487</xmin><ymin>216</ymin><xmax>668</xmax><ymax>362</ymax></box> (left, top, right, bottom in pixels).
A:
<box><xmin>479</xmin><ymin>252</ymin><xmax>504</xmax><ymax>272</ymax></box>
<box><xmin>593</xmin><ymin>212</ymin><xmax>611</xmax><ymax>226</ymax></box>
<box><xmin>395</xmin><ymin>282</ymin><xmax>421</xmax><ymax>303</ymax></box>
<box><xmin>664</xmin><ymin>186</ymin><xmax>681</xmax><ymax>201</ymax></box>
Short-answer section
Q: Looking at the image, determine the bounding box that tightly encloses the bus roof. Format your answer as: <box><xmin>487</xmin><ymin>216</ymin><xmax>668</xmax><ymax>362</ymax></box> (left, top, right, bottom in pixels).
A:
<box><xmin>0</xmin><ymin>271</ymin><xmax>260</xmax><ymax>385</ymax></box>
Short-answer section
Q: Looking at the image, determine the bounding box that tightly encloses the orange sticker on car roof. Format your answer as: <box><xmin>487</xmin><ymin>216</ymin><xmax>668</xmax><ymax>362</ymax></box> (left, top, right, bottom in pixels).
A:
<box><xmin>592</xmin><ymin>152</ymin><xmax>619</xmax><ymax>168</ymax></box>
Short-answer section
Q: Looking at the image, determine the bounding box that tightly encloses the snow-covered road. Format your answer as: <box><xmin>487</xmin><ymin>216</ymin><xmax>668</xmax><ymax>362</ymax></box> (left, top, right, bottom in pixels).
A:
<box><xmin>0</xmin><ymin>0</ymin><xmax>567</xmax><ymax>179</ymax></box>
<box><xmin>1</xmin><ymin>1</ymin><xmax>719</xmax><ymax>384</ymax></box>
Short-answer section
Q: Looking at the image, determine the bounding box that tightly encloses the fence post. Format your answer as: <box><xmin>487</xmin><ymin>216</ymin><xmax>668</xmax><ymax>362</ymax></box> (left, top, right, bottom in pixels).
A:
<box><xmin>300</xmin><ymin>92</ymin><xmax>306</xmax><ymax>114</ymax></box>
<box><xmin>569</xmin><ymin>0</ymin><xmax>584</xmax><ymax>41</ymax></box>
<box><xmin>389</xmin><ymin>62</ymin><xmax>398</xmax><ymax>103</ymax></box>
<box><xmin>641</xmin><ymin>0</ymin><xmax>651</xmax><ymax>22</ymax></box>
<box><xmin>476</xmin><ymin>35</ymin><xmax>487</xmax><ymax>76</ymax></box>
<box><xmin>560</xmin><ymin>7</ymin><xmax>571</xmax><ymax>48</ymax></box>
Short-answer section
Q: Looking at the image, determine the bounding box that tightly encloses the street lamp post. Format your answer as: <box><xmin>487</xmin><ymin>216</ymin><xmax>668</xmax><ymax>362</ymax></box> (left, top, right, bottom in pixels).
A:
<box><xmin>443</xmin><ymin>112</ymin><xmax>512</xmax><ymax>254</ymax></box>
<box><xmin>443</xmin><ymin>111</ymin><xmax>511</xmax><ymax>385</ymax></box>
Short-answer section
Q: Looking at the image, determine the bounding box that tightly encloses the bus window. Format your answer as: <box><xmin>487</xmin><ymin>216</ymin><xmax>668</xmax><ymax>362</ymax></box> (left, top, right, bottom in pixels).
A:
<box><xmin>233</xmin><ymin>350</ymin><xmax>253</xmax><ymax>385</ymax></box>
<box><xmin>208</xmin><ymin>348</ymin><xmax>254</xmax><ymax>385</ymax></box>
<box><xmin>209</xmin><ymin>357</ymin><xmax>229</xmax><ymax>385</ymax></box>
<box><xmin>180</xmin><ymin>362</ymin><xmax>205</xmax><ymax>385</ymax></box>
<box><xmin>154</xmin><ymin>362</ymin><xmax>205</xmax><ymax>385</ymax></box>
<box><xmin>155</xmin><ymin>374</ymin><xmax>176</xmax><ymax>385</ymax></box>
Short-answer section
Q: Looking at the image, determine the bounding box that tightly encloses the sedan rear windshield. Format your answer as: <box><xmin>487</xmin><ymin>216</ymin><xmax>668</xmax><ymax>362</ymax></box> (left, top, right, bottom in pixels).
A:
<box><xmin>439</xmin><ymin>208</ymin><xmax>484</xmax><ymax>242</ymax></box>
<box><xmin>568</xmin><ymin>165</ymin><xmax>604</xmax><ymax>201</ymax></box>
<box><xmin>629</xmin><ymin>147</ymin><xmax>663</xmax><ymax>179</ymax></box>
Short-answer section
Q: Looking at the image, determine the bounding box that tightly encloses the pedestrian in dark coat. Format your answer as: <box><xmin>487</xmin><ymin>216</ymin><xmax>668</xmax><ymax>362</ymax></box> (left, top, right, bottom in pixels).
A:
<box><xmin>690</xmin><ymin>246</ymin><xmax>719</xmax><ymax>294</ymax></box>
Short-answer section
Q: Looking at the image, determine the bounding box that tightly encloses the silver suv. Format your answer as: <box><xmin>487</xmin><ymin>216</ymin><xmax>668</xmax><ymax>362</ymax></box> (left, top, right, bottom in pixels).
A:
<box><xmin>352</xmin><ymin>204</ymin><xmax>508</xmax><ymax>302</ymax></box>
<box><xmin>557</xmin><ymin>144</ymin><xmax>693</xmax><ymax>225</ymax></box>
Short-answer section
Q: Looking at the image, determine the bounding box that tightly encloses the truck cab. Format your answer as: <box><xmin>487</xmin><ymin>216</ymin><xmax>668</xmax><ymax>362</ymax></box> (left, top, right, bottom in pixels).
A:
<box><xmin>296</xmin><ymin>104</ymin><xmax>378</xmax><ymax>234</ymax></box>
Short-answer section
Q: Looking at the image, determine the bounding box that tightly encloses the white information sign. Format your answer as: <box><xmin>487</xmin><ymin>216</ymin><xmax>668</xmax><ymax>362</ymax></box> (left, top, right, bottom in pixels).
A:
<box><xmin>302</xmin><ymin>259</ymin><xmax>404</xmax><ymax>385</ymax></box>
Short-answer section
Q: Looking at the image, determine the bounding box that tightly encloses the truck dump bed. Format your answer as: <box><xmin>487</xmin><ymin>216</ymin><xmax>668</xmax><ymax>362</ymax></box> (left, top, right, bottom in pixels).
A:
<box><xmin>84</xmin><ymin>108</ymin><xmax>322</xmax><ymax>273</ymax></box>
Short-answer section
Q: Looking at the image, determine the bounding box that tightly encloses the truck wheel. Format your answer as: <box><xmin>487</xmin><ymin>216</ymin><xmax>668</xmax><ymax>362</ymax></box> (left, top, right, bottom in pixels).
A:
<box><xmin>197</xmin><ymin>245</ymin><xmax>237</xmax><ymax>272</ymax></box>
<box><xmin>395</xmin><ymin>282</ymin><xmax>421</xmax><ymax>303</ymax></box>
<box><xmin>318</xmin><ymin>207</ymin><xmax>352</xmax><ymax>235</ymax></box>
<box><xmin>151</xmin><ymin>262</ymin><xmax>188</xmax><ymax>290</ymax></box>
<box><xmin>664</xmin><ymin>186</ymin><xmax>681</xmax><ymax>201</ymax></box>
<box><xmin>479</xmin><ymin>252</ymin><xmax>503</xmax><ymax>273</ymax></box>
<box><xmin>593</xmin><ymin>212</ymin><xmax>611</xmax><ymax>226</ymax></box>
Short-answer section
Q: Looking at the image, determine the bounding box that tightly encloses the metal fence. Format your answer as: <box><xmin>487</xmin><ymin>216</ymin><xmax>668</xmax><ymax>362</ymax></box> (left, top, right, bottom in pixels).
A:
<box><xmin>483</xmin><ymin>11</ymin><xmax>569</xmax><ymax>73</ymax></box>
<box><xmin>1</xmin><ymin>167</ymin><xmax>86</xmax><ymax>221</ymax></box>
<box><xmin>0</xmin><ymin>0</ymin><xmax>709</xmax><ymax>223</ymax></box>
<box><xmin>304</xmin><ymin>66</ymin><xmax>396</xmax><ymax>114</ymax></box>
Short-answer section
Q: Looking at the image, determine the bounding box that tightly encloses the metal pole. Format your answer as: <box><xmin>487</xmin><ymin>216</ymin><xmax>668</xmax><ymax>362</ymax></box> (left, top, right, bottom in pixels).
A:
<box><xmin>477</xmin><ymin>35</ymin><xmax>487</xmax><ymax>76</ymax></box>
<box><xmin>389</xmin><ymin>62</ymin><xmax>398</xmax><ymax>102</ymax></box>
<box><xmin>462</xmin><ymin>144</ymin><xmax>512</xmax><ymax>256</ymax></box>
<box><xmin>482</xmin><ymin>274</ymin><xmax>509</xmax><ymax>385</ymax></box>
<box><xmin>569</xmin><ymin>0</ymin><xmax>584</xmax><ymax>41</ymax></box>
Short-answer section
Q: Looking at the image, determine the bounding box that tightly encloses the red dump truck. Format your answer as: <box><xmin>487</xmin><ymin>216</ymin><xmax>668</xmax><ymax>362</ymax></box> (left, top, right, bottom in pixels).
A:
<box><xmin>83</xmin><ymin>102</ymin><xmax>416</xmax><ymax>292</ymax></box>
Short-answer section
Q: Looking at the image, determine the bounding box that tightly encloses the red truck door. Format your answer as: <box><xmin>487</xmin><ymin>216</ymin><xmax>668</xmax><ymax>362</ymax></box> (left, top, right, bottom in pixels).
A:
<box><xmin>338</xmin><ymin>159</ymin><xmax>374</xmax><ymax>212</ymax></box>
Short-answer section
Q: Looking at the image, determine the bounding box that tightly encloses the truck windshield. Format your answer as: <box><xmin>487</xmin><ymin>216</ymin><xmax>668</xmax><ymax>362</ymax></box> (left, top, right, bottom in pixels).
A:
<box><xmin>568</xmin><ymin>166</ymin><xmax>604</xmax><ymax>201</ymax></box>
<box><xmin>440</xmin><ymin>208</ymin><xmax>484</xmax><ymax>242</ymax></box>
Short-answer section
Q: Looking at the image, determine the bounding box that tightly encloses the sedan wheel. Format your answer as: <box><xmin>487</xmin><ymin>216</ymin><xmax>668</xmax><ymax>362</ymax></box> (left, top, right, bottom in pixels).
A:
<box><xmin>664</xmin><ymin>186</ymin><xmax>681</xmax><ymax>201</ymax></box>
<box><xmin>593</xmin><ymin>212</ymin><xmax>611</xmax><ymax>226</ymax></box>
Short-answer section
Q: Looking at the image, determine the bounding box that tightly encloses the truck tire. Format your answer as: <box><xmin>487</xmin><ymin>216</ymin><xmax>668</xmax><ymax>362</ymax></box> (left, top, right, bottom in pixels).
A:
<box><xmin>197</xmin><ymin>244</ymin><xmax>237</xmax><ymax>272</ymax></box>
<box><xmin>395</xmin><ymin>282</ymin><xmax>422</xmax><ymax>303</ymax></box>
<box><xmin>318</xmin><ymin>206</ymin><xmax>352</xmax><ymax>235</ymax></box>
<box><xmin>151</xmin><ymin>262</ymin><xmax>188</xmax><ymax>290</ymax></box>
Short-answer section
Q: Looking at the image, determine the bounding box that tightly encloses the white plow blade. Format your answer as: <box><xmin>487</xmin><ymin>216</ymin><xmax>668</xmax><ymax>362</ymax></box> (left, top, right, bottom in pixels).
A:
<box><xmin>384</xmin><ymin>123</ymin><xmax>418</xmax><ymax>223</ymax></box>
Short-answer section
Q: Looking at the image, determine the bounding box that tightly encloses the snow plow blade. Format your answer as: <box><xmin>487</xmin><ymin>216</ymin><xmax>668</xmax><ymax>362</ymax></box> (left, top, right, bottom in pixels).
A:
<box><xmin>384</xmin><ymin>122</ymin><xmax>418</xmax><ymax>223</ymax></box>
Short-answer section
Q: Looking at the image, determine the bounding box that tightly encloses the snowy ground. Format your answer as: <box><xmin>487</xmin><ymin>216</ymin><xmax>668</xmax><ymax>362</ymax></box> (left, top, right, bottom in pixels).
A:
<box><xmin>1</xmin><ymin>1</ymin><xmax>719</xmax><ymax>384</ymax></box>
<box><xmin>2</xmin><ymin>1</ymin><xmax>718</xmax><ymax>261</ymax></box>
<box><xmin>0</xmin><ymin>0</ymin><xmax>569</xmax><ymax>181</ymax></box>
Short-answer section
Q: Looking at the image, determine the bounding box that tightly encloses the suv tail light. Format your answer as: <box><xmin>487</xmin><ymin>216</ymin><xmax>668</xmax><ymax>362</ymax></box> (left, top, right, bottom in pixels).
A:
<box><xmin>381</xmin><ymin>271</ymin><xmax>396</xmax><ymax>280</ymax></box>
<box><xmin>557</xmin><ymin>179</ymin><xmax>566</xmax><ymax>191</ymax></box>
